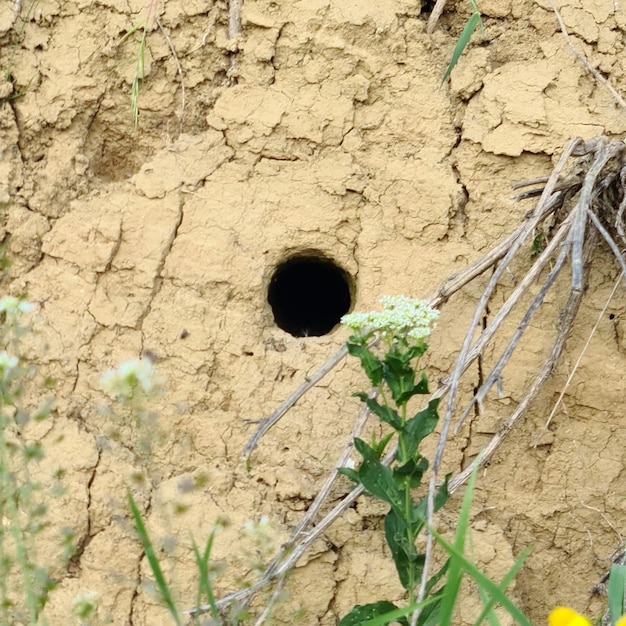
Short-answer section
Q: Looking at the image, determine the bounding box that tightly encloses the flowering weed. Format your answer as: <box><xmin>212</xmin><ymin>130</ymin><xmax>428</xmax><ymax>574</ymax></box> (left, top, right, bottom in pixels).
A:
<box><xmin>0</xmin><ymin>297</ymin><xmax>60</xmax><ymax>624</ymax></box>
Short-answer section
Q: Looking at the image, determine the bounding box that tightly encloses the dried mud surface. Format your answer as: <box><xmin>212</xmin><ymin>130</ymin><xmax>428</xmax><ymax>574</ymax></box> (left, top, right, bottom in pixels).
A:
<box><xmin>2</xmin><ymin>0</ymin><xmax>626</xmax><ymax>624</ymax></box>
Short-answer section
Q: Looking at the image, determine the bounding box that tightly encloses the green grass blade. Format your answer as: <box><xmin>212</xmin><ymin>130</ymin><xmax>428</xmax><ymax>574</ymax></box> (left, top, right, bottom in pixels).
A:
<box><xmin>119</xmin><ymin>21</ymin><xmax>145</xmax><ymax>45</ymax></box>
<box><xmin>477</xmin><ymin>582</ymin><xmax>502</xmax><ymax>626</ymax></box>
<box><xmin>431</xmin><ymin>528</ymin><xmax>531</xmax><ymax>626</ymax></box>
<box><xmin>473</xmin><ymin>547</ymin><xmax>531</xmax><ymax>626</ymax></box>
<box><xmin>438</xmin><ymin>454</ymin><xmax>479</xmax><ymax>626</ymax></box>
<box><xmin>192</xmin><ymin>532</ymin><xmax>219</xmax><ymax>621</ymax></box>
<box><xmin>608</xmin><ymin>564</ymin><xmax>626</xmax><ymax>624</ymax></box>
<box><xmin>127</xmin><ymin>489</ymin><xmax>182</xmax><ymax>626</ymax></box>
<box><xmin>441</xmin><ymin>10</ymin><xmax>481</xmax><ymax>85</ymax></box>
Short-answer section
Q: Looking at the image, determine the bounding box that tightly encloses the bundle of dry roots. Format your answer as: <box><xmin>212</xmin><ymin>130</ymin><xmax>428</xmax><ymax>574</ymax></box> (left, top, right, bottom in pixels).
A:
<box><xmin>189</xmin><ymin>135</ymin><xmax>626</xmax><ymax>622</ymax></box>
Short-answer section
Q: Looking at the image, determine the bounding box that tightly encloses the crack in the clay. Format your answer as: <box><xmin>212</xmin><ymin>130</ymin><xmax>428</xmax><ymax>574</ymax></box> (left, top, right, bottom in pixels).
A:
<box><xmin>475</xmin><ymin>306</ymin><xmax>489</xmax><ymax>418</ymax></box>
<box><xmin>448</xmin><ymin>141</ymin><xmax>470</xmax><ymax>239</ymax></box>
<box><xmin>136</xmin><ymin>191</ymin><xmax>185</xmax><ymax>349</ymax></box>
<box><xmin>65</xmin><ymin>444</ymin><xmax>102</xmax><ymax>578</ymax></box>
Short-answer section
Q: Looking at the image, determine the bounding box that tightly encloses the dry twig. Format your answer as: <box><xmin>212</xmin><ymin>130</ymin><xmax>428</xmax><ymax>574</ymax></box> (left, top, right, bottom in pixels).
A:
<box><xmin>228</xmin><ymin>0</ymin><xmax>242</xmax><ymax>39</ymax></box>
<box><xmin>156</xmin><ymin>18</ymin><xmax>186</xmax><ymax>137</ymax></box>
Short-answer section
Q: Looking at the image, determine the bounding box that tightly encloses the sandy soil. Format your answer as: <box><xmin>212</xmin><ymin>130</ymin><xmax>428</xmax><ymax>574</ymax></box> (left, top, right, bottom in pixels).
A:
<box><xmin>2</xmin><ymin>0</ymin><xmax>626</xmax><ymax>624</ymax></box>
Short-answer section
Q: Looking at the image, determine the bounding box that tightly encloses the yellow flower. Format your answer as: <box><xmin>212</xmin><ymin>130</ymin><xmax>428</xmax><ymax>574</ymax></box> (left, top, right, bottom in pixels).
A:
<box><xmin>616</xmin><ymin>617</ymin><xmax>626</xmax><ymax>626</ymax></box>
<box><xmin>548</xmin><ymin>607</ymin><xmax>591</xmax><ymax>626</ymax></box>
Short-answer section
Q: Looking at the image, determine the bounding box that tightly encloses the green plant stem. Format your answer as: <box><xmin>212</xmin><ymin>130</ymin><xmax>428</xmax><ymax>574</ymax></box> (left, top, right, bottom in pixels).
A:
<box><xmin>192</xmin><ymin>531</ymin><xmax>219</xmax><ymax>621</ymax></box>
<box><xmin>398</xmin><ymin>402</ymin><xmax>417</xmax><ymax>606</ymax></box>
<box><xmin>0</xmin><ymin>412</ymin><xmax>37</xmax><ymax>624</ymax></box>
<box><xmin>0</xmin><ymin>415</ymin><xmax>8</xmax><ymax>625</ymax></box>
<box><xmin>380</xmin><ymin>387</ymin><xmax>391</xmax><ymax>412</ymax></box>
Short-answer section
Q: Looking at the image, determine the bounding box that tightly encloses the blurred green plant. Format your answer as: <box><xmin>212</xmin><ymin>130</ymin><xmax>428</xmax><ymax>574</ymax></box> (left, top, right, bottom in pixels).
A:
<box><xmin>0</xmin><ymin>296</ymin><xmax>59</xmax><ymax>624</ymax></box>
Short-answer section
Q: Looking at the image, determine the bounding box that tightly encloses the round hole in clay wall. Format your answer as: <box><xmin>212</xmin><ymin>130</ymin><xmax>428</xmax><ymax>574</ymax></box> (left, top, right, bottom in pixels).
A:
<box><xmin>267</xmin><ymin>254</ymin><xmax>353</xmax><ymax>337</ymax></box>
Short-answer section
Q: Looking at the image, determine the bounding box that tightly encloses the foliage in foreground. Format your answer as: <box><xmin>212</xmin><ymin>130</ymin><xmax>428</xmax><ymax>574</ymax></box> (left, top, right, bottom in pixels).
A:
<box><xmin>0</xmin><ymin>292</ymin><xmax>623</xmax><ymax>625</ymax></box>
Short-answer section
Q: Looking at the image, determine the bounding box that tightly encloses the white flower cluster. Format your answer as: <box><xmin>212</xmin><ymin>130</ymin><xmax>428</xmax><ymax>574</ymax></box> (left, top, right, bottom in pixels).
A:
<box><xmin>341</xmin><ymin>295</ymin><xmax>439</xmax><ymax>344</ymax></box>
<box><xmin>0</xmin><ymin>296</ymin><xmax>34</xmax><ymax>318</ymax></box>
<box><xmin>0</xmin><ymin>351</ymin><xmax>19</xmax><ymax>384</ymax></box>
<box><xmin>101</xmin><ymin>357</ymin><xmax>157</xmax><ymax>401</ymax></box>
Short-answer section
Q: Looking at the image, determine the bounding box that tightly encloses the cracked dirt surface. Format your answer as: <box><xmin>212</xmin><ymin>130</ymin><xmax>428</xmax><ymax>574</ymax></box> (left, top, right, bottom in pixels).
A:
<box><xmin>2</xmin><ymin>0</ymin><xmax>626</xmax><ymax>623</ymax></box>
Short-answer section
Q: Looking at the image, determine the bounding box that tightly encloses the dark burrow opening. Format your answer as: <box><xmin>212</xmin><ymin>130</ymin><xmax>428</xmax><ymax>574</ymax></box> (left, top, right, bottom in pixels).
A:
<box><xmin>267</xmin><ymin>255</ymin><xmax>352</xmax><ymax>337</ymax></box>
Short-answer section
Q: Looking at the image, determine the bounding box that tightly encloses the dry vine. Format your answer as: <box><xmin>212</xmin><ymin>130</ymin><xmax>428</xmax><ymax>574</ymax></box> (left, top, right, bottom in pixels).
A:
<box><xmin>188</xmin><ymin>135</ymin><xmax>626</xmax><ymax>621</ymax></box>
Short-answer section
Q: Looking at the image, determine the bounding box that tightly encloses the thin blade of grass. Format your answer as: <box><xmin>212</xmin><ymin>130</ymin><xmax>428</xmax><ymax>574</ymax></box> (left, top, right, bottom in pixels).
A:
<box><xmin>119</xmin><ymin>21</ymin><xmax>145</xmax><ymax>45</ymax></box>
<box><xmin>467</xmin><ymin>530</ymin><xmax>501</xmax><ymax>626</ymax></box>
<box><xmin>192</xmin><ymin>532</ymin><xmax>219</xmax><ymax>621</ymax></box>
<box><xmin>127</xmin><ymin>489</ymin><xmax>182</xmax><ymax>626</ymax></box>
<box><xmin>608</xmin><ymin>564</ymin><xmax>626</xmax><ymax>624</ymax></box>
<box><xmin>441</xmin><ymin>10</ymin><xmax>481</xmax><ymax>85</ymax></box>
<box><xmin>360</xmin><ymin>595</ymin><xmax>440</xmax><ymax>626</ymax></box>
<box><xmin>473</xmin><ymin>547</ymin><xmax>531</xmax><ymax>626</ymax></box>
<box><xmin>430</xmin><ymin>528</ymin><xmax>531</xmax><ymax>626</ymax></box>
<box><xmin>437</xmin><ymin>454</ymin><xmax>479</xmax><ymax>625</ymax></box>
<box><xmin>131</xmin><ymin>28</ymin><xmax>147</xmax><ymax>126</ymax></box>
<box><xmin>477</xmin><ymin>583</ymin><xmax>502</xmax><ymax>626</ymax></box>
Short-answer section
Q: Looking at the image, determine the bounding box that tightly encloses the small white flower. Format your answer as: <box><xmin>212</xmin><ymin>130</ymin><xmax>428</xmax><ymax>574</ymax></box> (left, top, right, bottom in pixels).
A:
<box><xmin>342</xmin><ymin>295</ymin><xmax>439</xmax><ymax>344</ymax></box>
<box><xmin>0</xmin><ymin>351</ymin><xmax>19</xmax><ymax>383</ymax></box>
<box><xmin>101</xmin><ymin>357</ymin><xmax>156</xmax><ymax>401</ymax></box>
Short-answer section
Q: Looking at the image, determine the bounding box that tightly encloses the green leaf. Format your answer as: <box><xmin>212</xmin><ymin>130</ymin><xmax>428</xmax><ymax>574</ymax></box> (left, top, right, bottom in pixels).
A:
<box><xmin>608</xmin><ymin>564</ymin><xmax>626</xmax><ymax>625</ymax></box>
<box><xmin>355</xmin><ymin>596</ymin><xmax>441</xmax><ymax>626</ymax></box>
<box><xmin>338</xmin><ymin>601</ymin><xmax>409</xmax><ymax>626</ymax></box>
<box><xmin>476</xmin><ymin>583</ymin><xmax>503</xmax><ymax>626</ymax></box>
<box><xmin>384</xmin><ymin>509</ymin><xmax>422</xmax><ymax>589</ymax></box>
<box><xmin>353</xmin><ymin>433</ymin><xmax>394</xmax><ymax>462</ymax></box>
<box><xmin>399</xmin><ymin>399</ymin><xmax>440</xmax><ymax>461</ymax></box>
<box><xmin>338</xmin><ymin>467</ymin><xmax>360</xmax><ymax>483</ymax></box>
<box><xmin>348</xmin><ymin>336</ymin><xmax>384</xmax><ymax>386</ymax></box>
<box><xmin>397</xmin><ymin>372</ymin><xmax>430</xmax><ymax>405</ymax></box>
<box><xmin>441</xmin><ymin>9</ymin><xmax>482</xmax><ymax>85</ymax></box>
<box><xmin>358</xmin><ymin>460</ymin><xmax>404</xmax><ymax>513</ymax></box>
<box><xmin>417</xmin><ymin>587</ymin><xmax>444</xmax><ymax>626</ymax></box>
<box><xmin>356</xmin><ymin>394</ymin><xmax>402</xmax><ymax>430</ymax></box>
<box><xmin>127</xmin><ymin>489</ymin><xmax>182</xmax><ymax>626</ymax></box>
<box><xmin>413</xmin><ymin>474</ymin><xmax>450</xmax><ymax>524</ymax></box>
<box><xmin>414</xmin><ymin>372</ymin><xmax>430</xmax><ymax>394</ymax></box>
<box><xmin>425</xmin><ymin>560</ymin><xmax>450</xmax><ymax>597</ymax></box>
<box><xmin>354</xmin><ymin>436</ymin><xmax>376</xmax><ymax>460</ymax></box>
<box><xmin>405</xmin><ymin>341</ymin><xmax>428</xmax><ymax>361</ymax></box>
<box><xmin>393</xmin><ymin>456</ymin><xmax>429</xmax><ymax>488</ymax></box>
<box><xmin>383</xmin><ymin>350</ymin><xmax>416</xmax><ymax>405</ymax></box>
